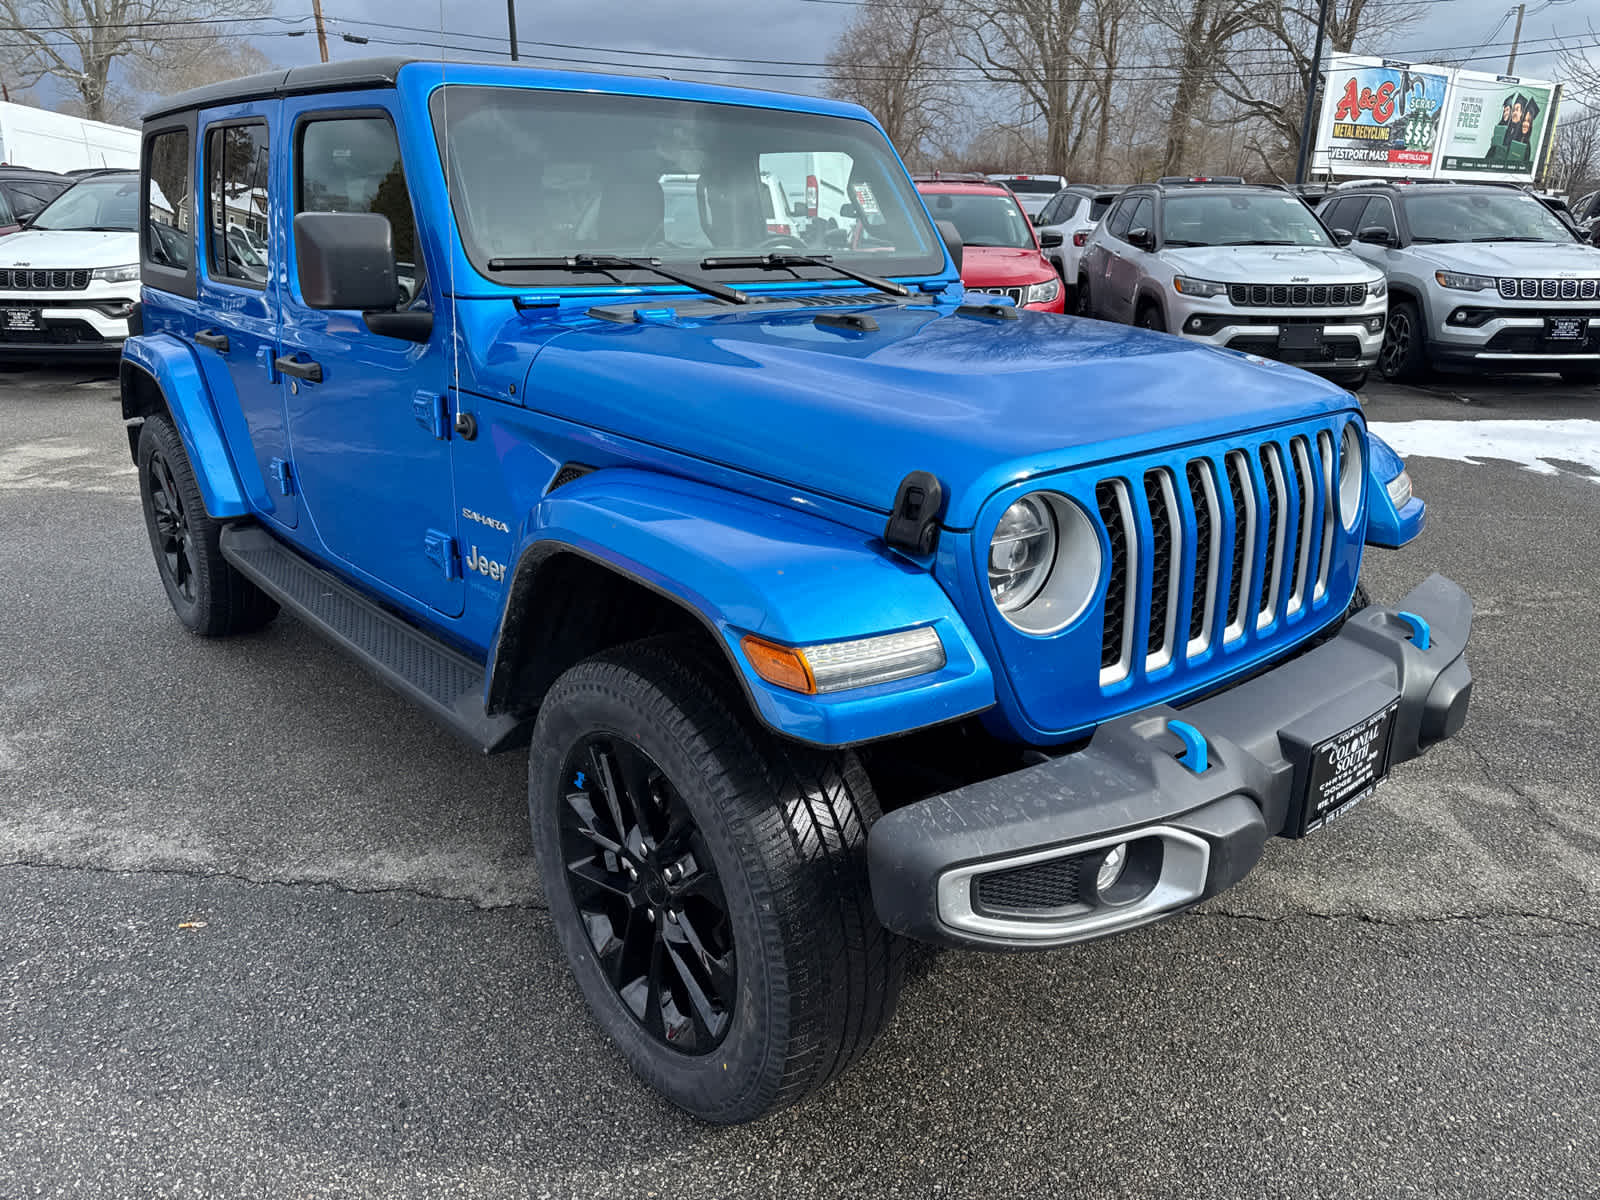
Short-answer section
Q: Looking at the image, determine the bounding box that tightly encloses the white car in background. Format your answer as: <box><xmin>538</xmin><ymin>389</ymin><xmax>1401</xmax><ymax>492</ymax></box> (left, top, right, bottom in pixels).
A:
<box><xmin>986</xmin><ymin>173</ymin><xmax>1065</xmax><ymax>218</ymax></box>
<box><xmin>1033</xmin><ymin>185</ymin><xmax>1125</xmax><ymax>310</ymax></box>
<box><xmin>0</xmin><ymin>170</ymin><xmax>140</xmax><ymax>358</ymax></box>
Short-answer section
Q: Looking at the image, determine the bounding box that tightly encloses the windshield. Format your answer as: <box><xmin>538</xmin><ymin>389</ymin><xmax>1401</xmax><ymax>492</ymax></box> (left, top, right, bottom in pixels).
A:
<box><xmin>30</xmin><ymin>176</ymin><xmax>139</xmax><ymax>232</ymax></box>
<box><xmin>1162</xmin><ymin>192</ymin><xmax>1331</xmax><ymax>247</ymax></box>
<box><xmin>430</xmin><ymin>87</ymin><xmax>944</xmax><ymax>286</ymax></box>
<box><xmin>997</xmin><ymin>178</ymin><xmax>1062</xmax><ymax>195</ymax></box>
<box><xmin>922</xmin><ymin>191</ymin><xmax>1035</xmax><ymax>249</ymax></box>
<box><xmin>1405</xmin><ymin>190</ymin><xmax>1576</xmax><ymax>244</ymax></box>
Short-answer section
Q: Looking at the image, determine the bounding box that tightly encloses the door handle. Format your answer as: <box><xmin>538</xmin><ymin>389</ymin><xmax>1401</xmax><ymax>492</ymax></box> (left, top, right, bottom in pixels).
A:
<box><xmin>194</xmin><ymin>328</ymin><xmax>229</xmax><ymax>353</ymax></box>
<box><xmin>274</xmin><ymin>354</ymin><xmax>323</xmax><ymax>383</ymax></box>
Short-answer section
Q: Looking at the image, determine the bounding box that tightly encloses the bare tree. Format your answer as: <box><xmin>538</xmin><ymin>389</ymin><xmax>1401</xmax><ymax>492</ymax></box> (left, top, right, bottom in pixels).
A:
<box><xmin>1548</xmin><ymin>109</ymin><xmax>1600</xmax><ymax>197</ymax></box>
<box><xmin>826</xmin><ymin>0</ymin><xmax>957</xmax><ymax>168</ymax></box>
<box><xmin>1145</xmin><ymin>0</ymin><xmax>1272</xmax><ymax>175</ymax></box>
<box><xmin>0</xmin><ymin>0</ymin><xmax>267</xmax><ymax>123</ymax></box>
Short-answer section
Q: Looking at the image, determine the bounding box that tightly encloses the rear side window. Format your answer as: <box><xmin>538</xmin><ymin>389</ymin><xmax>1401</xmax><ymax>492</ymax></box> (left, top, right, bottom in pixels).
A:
<box><xmin>143</xmin><ymin>124</ymin><xmax>195</xmax><ymax>294</ymax></box>
<box><xmin>205</xmin><ymin>122</ymin><xmax>270</xmax><ymax>288</ymax></box>
<box><xmin>297</xmin><ymin>115</ymin><xmax>423</xmax><ymax>304</ymax></box>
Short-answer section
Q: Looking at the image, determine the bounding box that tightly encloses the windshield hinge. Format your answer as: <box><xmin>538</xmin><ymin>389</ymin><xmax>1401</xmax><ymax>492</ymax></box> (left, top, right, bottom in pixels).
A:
<box><xmin>884</xmin><ymin>470</ymin><xmax>944</xmax><ymax>555</ymax></box>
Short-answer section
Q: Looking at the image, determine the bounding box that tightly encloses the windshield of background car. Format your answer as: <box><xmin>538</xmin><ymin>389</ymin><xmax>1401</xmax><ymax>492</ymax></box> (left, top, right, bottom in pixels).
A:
<box><xmin>1404</xmin><ymin>190</ymin><xmax>1577</xmax><ymax>244</ymax></box>
<box><xmin>921</xmin><ymin>191</ymin><xmax>1035</xmax><ymax>249</ymax></box>
<box><xmin>30</xmin><ymin>177</ymin><xmax>139</xmax><ymax>232</ymax></box>
<box><xmin>998</xmin><ymin>178</ymin><xmax>1062</xmax><ymax>194</ymax></box>
<box><xmin>429</xmin><ymin>86</ymin><xmax>944</xmax><ymax>286</ymax></box>
<box><xmin>1161</xmin><ymin>192</ymin><xmax>1331</xmax><ymax>247</ymax></box>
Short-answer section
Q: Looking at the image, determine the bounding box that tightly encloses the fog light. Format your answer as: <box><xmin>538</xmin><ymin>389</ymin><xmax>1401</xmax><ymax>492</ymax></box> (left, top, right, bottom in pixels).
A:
<box><xmin>1187</xmin><ymin>316</ymin><xmax>1204</xmax><ymax>332</ymax></box>
<box><xmin>1096</xmin><ymin>843</ymin><xmax>1128</xmax><ymax>893</ymax></box>
<box><xmin>1366</xmin><ymin>315</ymin><xmax>1385</xmax><ymax>333</ymax></box>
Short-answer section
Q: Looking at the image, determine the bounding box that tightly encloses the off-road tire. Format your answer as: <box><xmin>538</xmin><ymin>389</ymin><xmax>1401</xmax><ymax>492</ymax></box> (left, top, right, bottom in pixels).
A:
<box><xmin>527</xmin><ymin>636</ymin><xmax>904</xmax><ymax>1124</ymax></box>
<box><xmin>1378</xmin><ymin>299</ymin><xmax>1426</xmax><ymax>383</ymax></box>
<box><xmin>136</xmin><ymin>414</ymin><xmax>278</xmax><ymax>637</ymax></box>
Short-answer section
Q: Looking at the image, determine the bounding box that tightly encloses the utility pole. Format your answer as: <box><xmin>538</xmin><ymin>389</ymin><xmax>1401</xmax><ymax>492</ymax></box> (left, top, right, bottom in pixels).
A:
<box><xmin>1506</xmin><ymin>3</ymin><xmax>1525</xmax><ymax>75</ymax></box>
<box><xmin>1294</xmin><ymin>0</ymin><xmax>1331</xmax><ymax>185</ymax></box>
<box><xmin>507</xmin><ymin>0</ymin><xmax>519</xmax><ymax>61</ymax></box>
<box><xmin>310</xmin><ymin>0</ymin><xmax>330</xmax><ymax>63</ymax></box>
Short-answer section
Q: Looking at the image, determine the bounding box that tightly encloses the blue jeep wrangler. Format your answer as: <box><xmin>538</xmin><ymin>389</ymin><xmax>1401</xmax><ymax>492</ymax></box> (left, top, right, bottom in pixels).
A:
<box><xmin>123</xmin><ymin>58</ymin><xmax>1471</xmax><ymax>1123</ymax></box>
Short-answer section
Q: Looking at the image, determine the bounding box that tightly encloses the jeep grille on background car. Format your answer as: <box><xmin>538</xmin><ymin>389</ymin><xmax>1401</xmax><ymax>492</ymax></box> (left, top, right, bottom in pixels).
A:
<box><xmin>1228</xmin><ymin>283</ymin><xmax>1367</xmax><ymax>307</ymax></box>
<box><xmin>0</xmin><ymin>269</ymin><xmax>91</xmax><ymax>290</ymax></box>
<box><xmin>1498</xmin><ymin>277</ymin><xmax>1598</xmax><ymax>300</ymax></box>
<box><xmin>973</xmin><ymin>286</ymin><xmax>1025</xmax><ymax>304</ymax></box>
<box><xmin>1096</xmin><ymin>432</ymin><xmax>1339</xmax><ymax>687</ymax></box>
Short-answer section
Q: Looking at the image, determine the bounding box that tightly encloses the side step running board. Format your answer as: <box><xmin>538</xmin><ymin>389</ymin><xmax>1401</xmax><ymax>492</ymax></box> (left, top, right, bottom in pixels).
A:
<box><xmin>219</xmin><ymin>523</ymin><xmax>527</xmax><ymax>754</ymax></box>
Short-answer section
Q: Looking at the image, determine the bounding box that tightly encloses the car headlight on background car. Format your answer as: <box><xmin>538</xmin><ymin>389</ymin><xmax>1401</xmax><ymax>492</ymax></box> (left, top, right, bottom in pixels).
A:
<box><xmin>1338</xmin><ymin>422</ymin><xmax>1365</xmax><ymax>529</ymax></box>
<box><xmin>1172</xmin><ymin>276</ymin><xmax>1228</xmax><ymax>298</ymax></box>
<box><xmin>91</xmin><ymin>264</ymin><xmax>140</xmax><ymax>283</ymax></box>
<box><xmin>1435</xmin><ymin>270</ymin><xmax>1495</xmax><ymax>292</ymax></box>
<box><xmin>989</xmin><ymin>492</ymin><xmax>1102</xmax><ymax>635</ymax></box>
<box><xmin>1367</xmin><ymin>276</ymin><xmax>1388</xmax><ymax>298</ymax></box>
<box><xmin>1025</xmin><ymin>276</ymin><xmax>1061</xmax><ymax>306</ymax></box>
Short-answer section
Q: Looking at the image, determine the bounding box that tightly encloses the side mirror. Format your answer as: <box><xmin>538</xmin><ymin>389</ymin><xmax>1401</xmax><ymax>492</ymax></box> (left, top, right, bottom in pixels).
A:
<box><xmin>1038</xmin><ymin>229</ymin><xmax>1064</xmax><ymax>249</ymax></box>
<box><xmin>936</xmin><ymin>219</ymin><xmax>963</xmax><ymax>272</ymax></box>
<box><xmin>1331</xmin><ymin>228</ymin><xmax>1354</xmax><ymax>247</ymax></box>
<box><xmin>1127</xmin><ymin>226</ymin><xmax>1155</xmax><ymax>252</ymax></box>
<box><xmin>838</xmin><ymin>201</ymin><xmax>860</xmax><ymax>220</ymax></box>
<box><xmin>1356</xmin><ymin>225</ymin><xmax>1394</xmax><ymax>247</ymax></box>
<box><xmin>294</xmin><ymin>211</ymin><xmax>400</xmax><ymax>310</ymax></box>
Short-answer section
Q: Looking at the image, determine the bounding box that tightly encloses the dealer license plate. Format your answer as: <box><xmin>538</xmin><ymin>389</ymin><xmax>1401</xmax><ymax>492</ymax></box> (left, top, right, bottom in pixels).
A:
<box><xmin>2</xmin><ymin>307</ymin><xmax>41</xmax><ymax>333</ymax></box>
<box><xmin>1299</xmin><ymin>700</ymin><xmax>1400</xmax><ymax>835</ymax></box>
<box><xmin>1279</xmin><ymin>324</ymin><xmax>1322</xmax><ymax>350</ymax></box>
<box><xmin>1545</xmin><ymin>316</ymin><xmax>1588</xmax><ymax>341</ymax></box>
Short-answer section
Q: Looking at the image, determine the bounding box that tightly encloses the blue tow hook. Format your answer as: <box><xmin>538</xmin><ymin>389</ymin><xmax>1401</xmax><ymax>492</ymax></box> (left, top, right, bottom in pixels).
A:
<box><xmin>1395</xmin><ymin>610</ymin><xmax>1431</xmax><ymax>651</ymax></box>
<box><xmin>1166</xmin><ymin>719</ymin><xmax>1209</xmax><ymax>774</ymax></box>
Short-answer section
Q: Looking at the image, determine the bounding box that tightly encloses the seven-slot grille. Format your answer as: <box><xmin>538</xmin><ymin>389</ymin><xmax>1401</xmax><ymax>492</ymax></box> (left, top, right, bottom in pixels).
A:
<box><xmin>1228</xmin><ymin>283</ymin><xmax>1367</xmax><ymax>307</ymax></box>
<box><xmin>0</xmin><ymin>268</ymin><xmax>91</xmax><ymax>291</ymax></box>
<box><xmin>1097</xmin><ymin>432</ymin><xmax>1340</xmax><ymax>686</ymax></box>
<box><xmin>1496</xmin><ymin>277</ymin><xmax>1599</xmax><ymax>301</ymax></box>
<box><xmin>973</xmin><ymin>285</ymin><xmax>1025</xmax><ymax>304</ymax></box>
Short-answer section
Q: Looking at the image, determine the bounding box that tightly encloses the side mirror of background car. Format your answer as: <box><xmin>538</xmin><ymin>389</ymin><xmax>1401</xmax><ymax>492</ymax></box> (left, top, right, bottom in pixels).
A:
<box><xmin>1038</xmin><ymin>229</ymin><xmax>1064</xmax><ymax>249</ymax></box>
<box><xmin>1127</xmin><ymin>227</ymin><xmax>1156</xmax><ymax>252</ymax></box>
<box><xmin>294</xmin><ymin>211</ymin><xmax>432</xmax><ymax>343</ymax></box>
<box><xmin>1356</xmin><ymin>226</ymin><xmax>1394</xmax><ymax>247</ymax></box>
<box><xmin>838</xmin><ymin>201</ymin><xmax>860</xmax><ymax>220</ymax></box>
<box><xmin>936</xmin><ymin>219</ymin><xmax>964</xmax><ymax>272</ymax></box>
<box><xmin>1331</xmin><ymin>228</ymin><xmax>1354</xmax><ymax>247</ymax></box>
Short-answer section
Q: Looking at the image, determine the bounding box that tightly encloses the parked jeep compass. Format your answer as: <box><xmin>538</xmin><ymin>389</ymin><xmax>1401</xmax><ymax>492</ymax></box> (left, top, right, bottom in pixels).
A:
<box><xmin>1322</xmin><ymin>180</ymin><xmax>1600</xmax><ymax>384</ymax></box>
<box><xmin>123</xmin><ymin>59</ymin><xmax>1471</xmax><ymax>1124</ymax></box>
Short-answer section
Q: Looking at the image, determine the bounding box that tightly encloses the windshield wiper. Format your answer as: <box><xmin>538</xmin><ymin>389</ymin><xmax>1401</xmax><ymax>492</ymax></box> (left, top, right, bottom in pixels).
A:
<box><xmin>1218</xmin><ymin>239</ymin><xmax>1299</xmax><ymax>246</ymax></box>
<box><xmin>1409</xmin><ymin>236</ymin><xmax>1457</xmax><ymax>244</ymax></box>
<box><xmin>1164</xmin><ymin>239</ymin><xmax>1211</xmax><ymax>247</ymax></box>
<box><xmin>1470</xmin><ymin>235</ymin><xmax>1551</xmax><ymax>242</ymax></box>
<box><xmin>485</xmin><ymin>253</ymin><xmax>749</xmax><ymax>305</ymax></box>
<box><xmin>698</xmin><ymin>252</ymin><xmax>911</xmax><ymax>298</ymax></box>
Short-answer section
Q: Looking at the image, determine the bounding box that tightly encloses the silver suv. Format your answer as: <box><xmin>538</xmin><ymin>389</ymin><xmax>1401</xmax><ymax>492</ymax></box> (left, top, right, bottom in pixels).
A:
<box><xmin>1078</xmin><ymin>178</ymin><xmax>1386</xmax><ymax>388</ymax></box>
<box><xmin>1322</xmin><ymin>180</ymin><xmax>1600</xmax><ymax>385</ymax></box>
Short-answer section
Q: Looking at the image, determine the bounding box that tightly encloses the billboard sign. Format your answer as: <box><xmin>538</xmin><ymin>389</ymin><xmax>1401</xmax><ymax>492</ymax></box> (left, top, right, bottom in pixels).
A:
<box><xmin>1312</xmin><ymin>56</ymin><xmax>1451</xmax><ymax>176</ymax></box>
<box><xmin>1437</xmin><ymin>69</ymin><xmax>1558</xmax><ymax>181</ymax></box>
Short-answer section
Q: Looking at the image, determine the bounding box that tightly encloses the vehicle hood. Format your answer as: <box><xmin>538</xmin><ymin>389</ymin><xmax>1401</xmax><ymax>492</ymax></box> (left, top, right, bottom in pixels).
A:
<box><xmin>1406</xmin><ymin>240</ymin><xmax>1600</xmax><ymax>277</ymax></box>
<box><xmin>1162</xmin><ymin>244</ymin><xmax>1379</xmax><ymax>285</ymax></box>
<box><xmin>960</xmin><ymin>246</ymin><xmax>1055</xmax><ymax>287</ymax></box>
<box><xmin>0</xmin><ymin>228</ymin><xmax>137</xmax><ymax>269</ymax></box>
<box><xmin>523</xmin><ymin>302</ymin><xmax>1357</xmax><ymax>529</ymax></box>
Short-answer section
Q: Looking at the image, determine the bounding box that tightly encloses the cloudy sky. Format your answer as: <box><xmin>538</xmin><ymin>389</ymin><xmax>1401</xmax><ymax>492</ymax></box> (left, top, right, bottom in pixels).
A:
<box><xmin>256</xmin><ymin>0</ymin><xmax>1587</xmax><ymax>93</ymax></box>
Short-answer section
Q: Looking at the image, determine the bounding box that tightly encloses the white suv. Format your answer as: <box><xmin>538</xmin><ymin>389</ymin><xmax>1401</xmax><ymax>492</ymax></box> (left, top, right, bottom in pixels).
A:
<box><xmin>0</xmin><ymin>171</ymin><xmax>140</xmax><ymax>358</ymax></box>
<box><xmin>1033</xmin><ymin>185</ymin><xmax>1123</xmax><ymax>310</ymax></box>
<box><xmin>986</xmin><ymin>173</ymin><xmax>1065</xmax><ymax>218</ymax></box>
<box><xmin>1078</xmin><ymin>178</ymin><xmax>1387</xmax><ymax>388</ymax></box>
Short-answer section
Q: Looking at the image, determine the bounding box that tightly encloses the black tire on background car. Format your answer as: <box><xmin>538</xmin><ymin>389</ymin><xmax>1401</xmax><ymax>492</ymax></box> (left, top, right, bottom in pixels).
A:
<box><xmin>136</xmin><ymin>414</ymin><xmax>278</xmax><ymax>637</ymax></box>
<box><xmin>1378</xmin><ymin>299</ymin><xmax>1426</xmax><ymax>382</ymax></box>
<box><xmin>1136</xmin><ymin>302</ymin><xmax>1166</xmax><ymax>332</ymax></box>
<box><xmin>527</xmin><ymin>637</ymin><xmax>904</xmax><ymax>1124</ymax></box>
<box><xmin>1332</xmin><ymin>370</ymin><xmax>1369</xmax><ymax>391</ymax></box>
<box><xmin>1076</xmin><ymin>273</ymin><xmax>1093</xmax><ymax>317</ymax></box>
<box><xmin>1559</xmin><ymin>366</ymin><xmax>1599</xmax><ymax>385</ymax></box>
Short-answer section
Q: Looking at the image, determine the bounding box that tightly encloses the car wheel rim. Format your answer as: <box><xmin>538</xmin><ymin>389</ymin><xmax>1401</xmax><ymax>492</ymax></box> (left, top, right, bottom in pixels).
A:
<box><xmin>1381</xmin><ymin>311</ymin><xmax>1410</xmax><ymax>376</ymax></box>
<box><xmin>148</xmin><ymin>450</ymin><xmax>196</xmax><ymax>604</ymax></box>
<box><xmin>558</xmin><ymin>734</ymin><xmax>737</xmax><ymax>1054</ymax></box>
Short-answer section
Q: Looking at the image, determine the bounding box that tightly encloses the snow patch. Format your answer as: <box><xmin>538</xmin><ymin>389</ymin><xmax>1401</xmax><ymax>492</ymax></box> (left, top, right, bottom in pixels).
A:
<box><xmin>1369</xmin><ymin>419</ymin><xmax>1600</xmax><ymax>484</ymax></box>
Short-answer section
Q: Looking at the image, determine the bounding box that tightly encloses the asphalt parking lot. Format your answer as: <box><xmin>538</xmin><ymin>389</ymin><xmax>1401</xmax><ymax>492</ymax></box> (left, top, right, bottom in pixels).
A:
<box><xmin>2</xmin><ymin>363</ymin><xmax>1598</xmax><ymax>1199</ymax></box>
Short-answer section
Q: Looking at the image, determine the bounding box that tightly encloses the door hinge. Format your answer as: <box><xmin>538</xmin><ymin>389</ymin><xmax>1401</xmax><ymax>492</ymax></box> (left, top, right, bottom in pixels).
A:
<box><xmin>268</xmin><ymin>457</ymin><xmax>295</xmax><ymax>496</ymax></box>
<box><xmin>423</xmin><ymin>530</ymin><xmax>460</xmax><ymax>580</ymax></box>
<box><xmin>413</xmin><ymin>390</ymin><xmax>449</xmax><ymax>440</ymax></box>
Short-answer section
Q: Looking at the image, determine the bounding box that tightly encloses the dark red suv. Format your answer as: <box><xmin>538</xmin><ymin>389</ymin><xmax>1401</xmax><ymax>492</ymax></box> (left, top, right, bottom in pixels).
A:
<box><xmin>914</xmin><ymin>176</ymin><xmax>1064</xmax><ymax>312</ymax></box>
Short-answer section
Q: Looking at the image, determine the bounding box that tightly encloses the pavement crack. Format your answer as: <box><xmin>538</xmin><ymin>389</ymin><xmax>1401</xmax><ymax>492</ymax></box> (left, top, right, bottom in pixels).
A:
<box><xmin>0</xmin><ymin>858</ymin><xmax>549</xmax><ymax>913</ymax></box>
<box><xmin>1196</xmin><ymin>908</ymin><xmax>1599</xmax><ymax>936</ymax></box>
<box><xmin>1460</xmin><ymin>735</ymin><xmax>1600</xmax><ymax>854</ymax></box>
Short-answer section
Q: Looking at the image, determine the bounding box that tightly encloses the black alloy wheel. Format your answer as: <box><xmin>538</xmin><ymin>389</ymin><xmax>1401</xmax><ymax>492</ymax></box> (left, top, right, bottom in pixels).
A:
<box><xmin>147</xmin><ymin>448</ymin><xmax>197</xmax><ymax>605</ymax></box>
<box><xmin>1378</xmin><ymin>300</ymin><xmax>1425</xmax><ymax>382</ymax></box>
<box><xmin>558</xmin><ymin>733</ymin><xmax>736</xmax><ymax>1053</ymax></box>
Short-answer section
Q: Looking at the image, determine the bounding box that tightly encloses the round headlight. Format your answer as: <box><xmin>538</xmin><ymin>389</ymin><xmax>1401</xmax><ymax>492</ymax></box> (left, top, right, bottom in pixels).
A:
<box><xmin>1338</xmin><ymin>423</ymin><xmax>1365</xmax><ymax>529</ymax></box>
<box><xmin>988</xmin><ymin>492</ymin><xmax>1102</xmax><ymax>635</ymax></box>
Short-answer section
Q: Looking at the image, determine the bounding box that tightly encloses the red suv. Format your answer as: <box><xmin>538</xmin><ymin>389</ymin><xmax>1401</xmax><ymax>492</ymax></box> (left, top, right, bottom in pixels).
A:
<box><xmin>914</xmin><ymin>176</ymin><xmax>1064</xmax><ymax>312</ymax></box>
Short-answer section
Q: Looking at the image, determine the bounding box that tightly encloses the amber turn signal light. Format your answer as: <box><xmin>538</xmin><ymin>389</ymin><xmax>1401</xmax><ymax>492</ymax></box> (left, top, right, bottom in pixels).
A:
<box><xmin>741</xmin><ymin>635</ymin><xmax>817</xmax><ymax>694</ymax></box>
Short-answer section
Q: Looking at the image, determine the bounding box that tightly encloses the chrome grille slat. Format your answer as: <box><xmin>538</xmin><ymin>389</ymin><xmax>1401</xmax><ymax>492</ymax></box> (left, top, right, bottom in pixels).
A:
<box><xmin>1142</xmin><ymin>469</ymin><xmax>1182</xmax><ymax>671</ymax></box>
<box><xmin>1287</xmin><ymin>437</ymin><xmax>1318</xmax><ymax>615</ymax></box>
<box><xmin>1228</xmin><ymin>282</ymin><xmax>1366</xmax><ymax>308</ymax></box>
<box><xmin>0</xmin><ymin>267</ymin><xmax>90</xmax><ymax>291</ymax></box>
<box><xmin>1096</xmin><ymin>480</ymin><xmax>1137</xmax><ymax>686</ymax></box>
<box><xmin>1315</xmin><ymin>431</ymin><xmax>1336</xmax><ymax>601</ymax></box>
<box><xmin>1184</xmin><ymin>460</ymin><xmax>1220</xmax><ymax>657</ymax></box>
<box><xmin>1499</xmin><ymin>276</ymin><xmax>1598</xmax><ymax>301</ymax></box>
<box><xmin>1257</xmin><ymin>444</ymin><xmax>1287</xmax><ymax>629</ymax></box>
<box><xmin>1223</xmin><ymin>451</ymin><xmax>1254</xmax><ymax>643</ymax></box>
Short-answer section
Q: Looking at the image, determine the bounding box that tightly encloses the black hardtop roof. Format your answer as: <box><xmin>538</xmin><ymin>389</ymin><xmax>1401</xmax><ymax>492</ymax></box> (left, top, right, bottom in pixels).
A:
<box><xmin>143</xmin><ymin>55</ymin><xmax>420</xmax><ymax>123</ymax></box>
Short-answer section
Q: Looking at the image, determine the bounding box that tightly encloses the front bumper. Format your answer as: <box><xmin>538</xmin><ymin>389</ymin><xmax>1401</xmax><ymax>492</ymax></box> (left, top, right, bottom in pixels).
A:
<box><xmin>868</xmin><ymin>573</ymin><xmax>1472</xmax><ymax>950</ymax></box>
<box><xmin>1430</xmin><ymin>301</ymin><xmax>1600</xmax><ymax>369</ymax></box>
<box><xmin>1171</xmin><ymin>294</ymin><xmax>1385</xmax><ymax>375</ymax></box>
<box><xmin>0</xmin><ymin>291</ymin><xmax>134</xmax><ymax>355</ymax></box>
